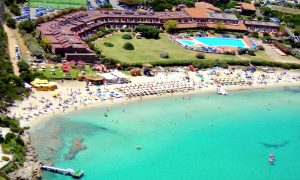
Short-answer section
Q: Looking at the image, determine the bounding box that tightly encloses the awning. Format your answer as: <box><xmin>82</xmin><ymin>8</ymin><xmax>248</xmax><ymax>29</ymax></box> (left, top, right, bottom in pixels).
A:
<box><xmin>100</xmin><ymin>73</ymin><xmax>117</xmax><ymax>80</ymax></box>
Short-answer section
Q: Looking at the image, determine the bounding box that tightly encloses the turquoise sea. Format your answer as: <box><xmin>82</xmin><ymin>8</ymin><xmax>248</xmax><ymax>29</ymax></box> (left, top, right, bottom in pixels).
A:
<box><xmin>31</xmin><ymin>87</ymin><xmax>300</xmax><ymax>180</ymax></box>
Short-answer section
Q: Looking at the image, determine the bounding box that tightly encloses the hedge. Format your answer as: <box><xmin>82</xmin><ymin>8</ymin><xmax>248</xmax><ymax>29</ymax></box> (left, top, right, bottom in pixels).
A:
<box><xmin>85</xmin><ymin>32</ymin><xmax>106</xmax><ymax>43</ymax></box>
<box><xmin>101</xmin><ymin>57</ymin><xmax>300</xmax><ymax>70</ymax></box>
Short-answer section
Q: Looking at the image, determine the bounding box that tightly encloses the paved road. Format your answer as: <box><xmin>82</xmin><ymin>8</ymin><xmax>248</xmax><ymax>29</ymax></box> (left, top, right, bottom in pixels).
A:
<box><xmin>3</xmin><ymin>24</ymin><xmax>20</xmax><ymax>76</ymax></box>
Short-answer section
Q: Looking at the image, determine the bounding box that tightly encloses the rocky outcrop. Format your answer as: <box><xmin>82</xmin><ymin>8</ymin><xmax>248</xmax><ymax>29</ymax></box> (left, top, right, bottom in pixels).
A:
<box><xmin>8</xmin><ymin>131</ymin><xmax>42</xmax><ymax>180</ymax></box>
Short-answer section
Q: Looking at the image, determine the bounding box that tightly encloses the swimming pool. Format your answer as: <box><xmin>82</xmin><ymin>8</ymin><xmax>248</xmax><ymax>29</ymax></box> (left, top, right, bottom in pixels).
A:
<box><xmin>178</xmin><ymin>39</ymin><xmax>196</xmax><ymax>46</ymax></box>
<box><xmin>177</xmin><ymin>37</ymin><xmax>249</xmax><ymax>48</ymax></box>
<box><xmin>196</xmin><ymin>37</ymin><xmax>247</xmax><ymax>48</ymax></box>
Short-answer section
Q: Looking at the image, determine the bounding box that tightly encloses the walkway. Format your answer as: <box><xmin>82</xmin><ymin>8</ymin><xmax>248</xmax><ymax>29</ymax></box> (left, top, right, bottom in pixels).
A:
<box><xmin>284</xmin><ymin>26</ymin><xmax>295</xmax><ymax>37</ymax></box>
<box><xmin>3</xmin><ymin>24</ymin><xmax>20</xmax><ymax>76</ymax></box>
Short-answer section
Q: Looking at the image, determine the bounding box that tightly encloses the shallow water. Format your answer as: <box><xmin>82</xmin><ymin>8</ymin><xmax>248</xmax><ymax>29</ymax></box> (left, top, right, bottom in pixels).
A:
<box><xmin>31</xmin><ymin>87</ymin><xmax>300</xmax><ymax>179</ymax></box>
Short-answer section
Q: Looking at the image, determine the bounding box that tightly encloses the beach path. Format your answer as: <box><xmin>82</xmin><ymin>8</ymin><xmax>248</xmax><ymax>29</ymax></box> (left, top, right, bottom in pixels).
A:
<box><xmin>3</xmin><ymin>24</ymin><xmax>20</xmax><ymax>76</ymax></box>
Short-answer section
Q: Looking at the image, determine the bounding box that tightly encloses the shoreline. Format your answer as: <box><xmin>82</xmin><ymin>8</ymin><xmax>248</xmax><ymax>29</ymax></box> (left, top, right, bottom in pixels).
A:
<box><xmin>27</xmin><ymin>81</ymin><xmax>300</xmax><ymax>130</ymax></box>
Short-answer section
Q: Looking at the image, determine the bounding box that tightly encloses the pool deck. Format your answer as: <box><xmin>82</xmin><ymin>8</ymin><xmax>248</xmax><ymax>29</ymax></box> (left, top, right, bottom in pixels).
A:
<box><xmin>242</xmin><ymin>36</ymin><xmax>252</xmax><ymax>47</ymax></box>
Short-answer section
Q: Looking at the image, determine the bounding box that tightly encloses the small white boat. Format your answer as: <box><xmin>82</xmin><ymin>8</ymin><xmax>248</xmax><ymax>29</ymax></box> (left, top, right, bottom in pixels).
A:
<box><xmin>217</xmin><ymin>87</ymin><xmax>228</xmax><ymax>95</ymax></box>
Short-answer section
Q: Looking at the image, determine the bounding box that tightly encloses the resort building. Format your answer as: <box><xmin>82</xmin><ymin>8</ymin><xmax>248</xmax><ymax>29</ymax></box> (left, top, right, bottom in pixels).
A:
<box><xmin>36</xmin><ymin>2</ymin><xmax>279</xmax><ymax>61</ymax></box>
<box><xmin>240</xmin><ymin>3</ymin><xmax>256</xmax><ymax>15</ymax></box>
<box><xmin>244</xmin><ymin>20</ymin><xmax>280</xmax><ymax>32</ymax></box>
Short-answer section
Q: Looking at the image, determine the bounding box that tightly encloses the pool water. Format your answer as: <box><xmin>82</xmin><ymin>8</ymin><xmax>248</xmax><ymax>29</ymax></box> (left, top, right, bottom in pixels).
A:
<box><xmin>178</xmin><ymin>40</ymin><xmax>196</xmax><ymax>46</ymax></box>
<box><xmin>196</xmin><ymin>37</ymin><xmax>247</xmax><ymax>48</ymax></box>
<box><xmin>177</xmin><ymin>37</ymin><xmax>249</xmax><ymax>48</ymax></box>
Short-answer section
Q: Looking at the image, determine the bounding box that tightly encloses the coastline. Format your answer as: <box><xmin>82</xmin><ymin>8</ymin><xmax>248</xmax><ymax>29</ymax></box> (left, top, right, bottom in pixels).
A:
<box><xmin>28</xmin><ymin>82</ymin><xmax>300</xmax><ymax>180</ymax></box>
<box><xmin>27</xmin><ymin>81</ymin><xmax>300</xmax><ymax>130</ymax></box>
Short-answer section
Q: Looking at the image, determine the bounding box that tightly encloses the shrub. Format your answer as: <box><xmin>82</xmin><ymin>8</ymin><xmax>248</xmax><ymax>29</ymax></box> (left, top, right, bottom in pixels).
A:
<box><xmin>2</xmin><ymin>156</ymin><xmax>10</xmax><ymax>161</ymax></box>
<box><xmin>0</xmin><ymin>137</ymin><xmax>4</xmax><ymax>144</ymax></box>
<box><xmin>163</xmin><ymin>20</ymin><xmax>178</xmax><ymax>32</ymax></box>
<box><xmin>17</xmin><ymin>61</ymin><xmax>30</xmax><ymax>72</ymax></box>
<box><xmin>247</xmin><ymin>49</ymin><xmax>256</xmax><ymax>56</ymax></box>
<box><xmin>5</xmin><ymin>0</ymin><xmax>13</xmax><ymax>6</ymax></box>
<box><xmin>237</xmin><ymin>48</ymin><xmax>248</xmax><ymax>55</ymax></box>
<box><xmin>263</xmin><ymin>32</ymin><xmax>270</xmax><ymax>37</ymax></box>
<box><xmin>10</xmin><ymin>4</ymin><xmax>21</xmax><ymax>16</ymax></box>
<box><xmin>225</xmin><ymin>51</ymin><xmax>236</xmax><ymax>55</ymax></box>
<box><xmin>122</xmin><ymin>34</ymin><xmax>132</xmax><ymax>39</ymax></box>
<box><xmin>123</xmin><ymin>42</ymin><xmax>134</xmax><ymax>50</ymax></box>
<box><xmin>85</xmin><ymin>32</ymin><xmax>106</xmax><ymax>42</ymax></box>
<box><xmin>120</xmin><ymin>28</ymin><xmax>132</xmax><ymax>32</ymax></box>
<box><xmin>252</xmin><ymin>32</ymin><xmax>259</xmax><ymax>38</ymax></box>
<box><xmin>6</xmin><ymin>18</ymin><xmax>16</xmax><ymax>29</ymax></box>
<box><xmin>257</xmin><ymin>44</ymin><xmax>265</xmax><ymax>50</ymax></box>
<box><xmin>196</xmin><ymin>52</ymin><xmax>205</xmax><ymax>59</ymax></box>
<box><xmin>257</xmin><ymin>16</ymin><xmax>262</xmax><ymax>20</ymax></box>
<box><xmin>160</xmin><ymin>52</ymin><xmax>169</xmax><ymax>59</ymax></box>
<box><xmin>104</xmin><ymin>42</ymin><xmax>114</xmax><ymax>47</ymax></box>
<box><xmin>135</xmin><ymin>25</ymin><xmax>161</xmax><ymax>39</ymax></box>
<box><xmin>103</xmin><ymin>3</ymin><xmax>113</xmax><ymax>8</ymax></box>
<box><xmin>18</xmin><ymin>20</ymin><xmax>36</xmax><ymax>33</ymax></box>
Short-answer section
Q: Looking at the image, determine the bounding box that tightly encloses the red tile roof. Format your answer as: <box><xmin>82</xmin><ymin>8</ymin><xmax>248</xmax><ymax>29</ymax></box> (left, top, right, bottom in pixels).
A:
<box><xmin>184</xmin><ymin>7</ymin><xmax>214</xmax><ymax>18</ymax></box>
<box><xmin>194</xmin><ymin>2</ymin><xmax>221</xmax><ymax>12</ymax></box>
<box><xmin>241</xmin><ymin>3</ymin><xmax>256</xmax><ymax>11</ymax></box>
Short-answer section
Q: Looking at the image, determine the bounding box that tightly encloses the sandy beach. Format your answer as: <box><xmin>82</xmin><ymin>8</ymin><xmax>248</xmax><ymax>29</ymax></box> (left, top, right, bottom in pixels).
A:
<box><xmin>8</xmin><ymin>68</ymin><xmax>300</xmax><ymax>129</ymax></box>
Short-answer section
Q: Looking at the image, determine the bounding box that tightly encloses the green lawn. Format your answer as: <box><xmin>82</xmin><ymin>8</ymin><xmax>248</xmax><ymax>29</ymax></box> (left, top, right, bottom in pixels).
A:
<box><xmin>28</xmin><ymin>0</ymin><xmax>87</xmax><ymax>9</ymax></box>
<box><xmin>267</xmin><ymin>5</ymin><xmax>300</xmax><ymax>15</ymax></box>
<box><xmin>95</xmin><ymin>33</ymin><xmax>241</xmax><ymax>65</ymax></box>
<box><xmin>243</xmin><ymin>50</ymin><xmax>272</xmax><ymax>62</ymax></box>
<box><xmin>37</xmin><ymin>65</ymin><xmax>93</xmax><ymax>79</ymax></box>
